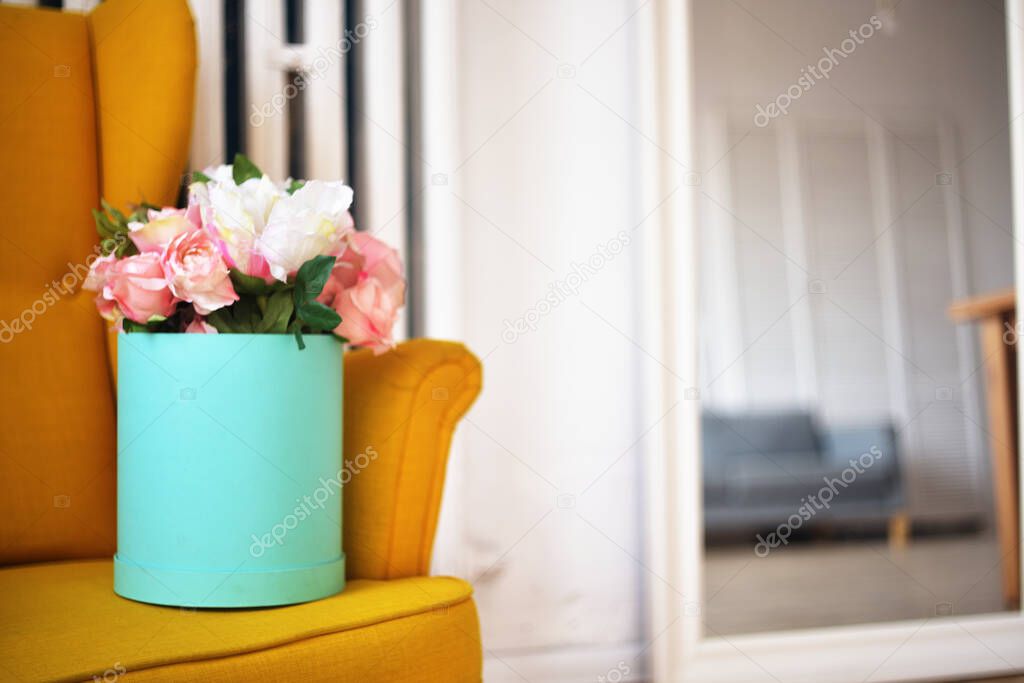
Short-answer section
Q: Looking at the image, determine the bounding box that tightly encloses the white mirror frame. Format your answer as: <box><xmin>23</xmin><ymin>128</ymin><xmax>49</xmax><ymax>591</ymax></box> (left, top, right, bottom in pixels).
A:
<box><xmin>642</xmin><ymin>1</ymin><xmax>1024</xmax><ymax>681</ymax></box>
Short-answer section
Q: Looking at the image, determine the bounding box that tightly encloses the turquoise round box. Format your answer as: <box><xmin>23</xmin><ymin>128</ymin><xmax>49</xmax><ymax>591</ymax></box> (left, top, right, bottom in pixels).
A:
<box><xmin>114</xmin><ymin>333</ymin><xmax>345</xmax><ymax>608</ymax></box>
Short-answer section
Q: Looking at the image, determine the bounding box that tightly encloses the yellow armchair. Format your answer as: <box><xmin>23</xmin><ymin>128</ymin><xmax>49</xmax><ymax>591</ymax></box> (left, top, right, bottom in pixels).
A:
<box><xmin>0</xmin><ymin>1</ymin><xmax>483</xmax><ymax>681</ymax></box>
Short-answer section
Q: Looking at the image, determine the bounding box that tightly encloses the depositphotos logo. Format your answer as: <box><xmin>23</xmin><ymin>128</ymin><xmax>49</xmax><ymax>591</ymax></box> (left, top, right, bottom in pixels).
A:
<box><xmin>753</xmin><ymin>446</ymin><xmax>883</xmax><ymax>557</ymax></box>
<box><xmin>249</xmin><ymin>446</ymin><xmax>378</xmax><ymax>557</ymax></box>
<box><xmin>753</xmin><ymin>15</ymin><xmax>883</xmax><ymax>128</ymax></box>
<box><xmin>0</xmin><ymin>235</ymin><xmax>127</xmax><ymax>344</ymax></box>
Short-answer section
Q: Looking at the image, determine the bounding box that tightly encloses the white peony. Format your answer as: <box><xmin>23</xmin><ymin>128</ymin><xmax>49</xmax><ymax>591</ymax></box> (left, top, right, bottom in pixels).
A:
<box><xmin>256</xmin><ymin>180</ymin><xmax>355</xmax><ymax>282</ymax></box>
<box><xmin>189</xmin><ymin>174</ymin><xmax>280</xmax><ymax>277</ymax></box>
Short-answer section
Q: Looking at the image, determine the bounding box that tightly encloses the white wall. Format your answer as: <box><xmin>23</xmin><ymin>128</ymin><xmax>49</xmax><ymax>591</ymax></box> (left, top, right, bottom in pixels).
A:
<box><xmin>429</xmin><ymin>1</ymin><xmax>652</xmax><ymax>681</ymax></box>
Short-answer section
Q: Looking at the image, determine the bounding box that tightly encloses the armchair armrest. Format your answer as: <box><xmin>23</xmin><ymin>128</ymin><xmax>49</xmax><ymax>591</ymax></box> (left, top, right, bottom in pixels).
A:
<box><xmin>343</xmin><ymin>339</ymin><xmax>482</xmax><ymax>579</ymax></box>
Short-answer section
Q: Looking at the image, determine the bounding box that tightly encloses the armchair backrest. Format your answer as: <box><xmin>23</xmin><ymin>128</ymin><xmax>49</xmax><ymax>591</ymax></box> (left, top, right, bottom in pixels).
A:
<box><xmin>0</xmin><ymin>0</ymin><xmax>195</xmax><ymax>565</ymax></box>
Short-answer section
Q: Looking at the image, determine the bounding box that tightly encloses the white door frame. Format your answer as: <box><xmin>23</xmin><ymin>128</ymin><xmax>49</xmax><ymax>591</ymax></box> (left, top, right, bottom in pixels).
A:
<box><xmin>643</xmin><ymin>1</ymin><xmax>1024</xmax><ymax>680</ymax></box>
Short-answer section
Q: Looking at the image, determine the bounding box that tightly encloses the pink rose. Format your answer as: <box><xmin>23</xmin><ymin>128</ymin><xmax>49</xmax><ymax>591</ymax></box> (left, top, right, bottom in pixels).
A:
<box><xmin>316</xmin><ymin>231</ymin><xmax>405</xmax><ymax>354</ymax></box>
<box><xmin>161</xmin><ymin>230</ymin><xmax>239</xmax><ymax>315</ymax></box>
<box><xmin>185</xmin><ymin>317</ymin><xmax>218</xmax><ymax>334</ymax></box>
<box><xmin>331</xmin><ymin>231</ymin><xmax>405</xmax><ymax>303</ymax></box>
<box><xmin>128</xmin><ymin>207</ymin><xmax>198</xmax><ymax>253</ymax></box>
<box><xmin>325</xmin><ymin>278</ymin><xmax>400</xmax><ymax>354</ymax></box>
<box><xmin>102</xmin><ymin>253</ymin><xmax>178</xmax><ymax>323</ymax></box>
<box><xmin>83</xmin><ymin>253</ymin><xmax>120</xmax><ymax>321</ymax></box>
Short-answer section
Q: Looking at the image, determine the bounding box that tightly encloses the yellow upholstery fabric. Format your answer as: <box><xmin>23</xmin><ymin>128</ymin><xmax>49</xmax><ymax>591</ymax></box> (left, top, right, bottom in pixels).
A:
<box><xmin>0</xmin><ymin>559</ymin><xmax>483</xmax><ymax>682</ymax></box>
<box><xmin>88</xmin><ymin>0</ymin><xmax>197</xmax><ymax>379</ymax></box>
<box><xmin>0</xmin><ymin>0</ymin><xmax>197</xmax><ymax>564</ymax></box>
<box><xmin>344</xmin><ymin>339</ymin><xmax>482</xmax><ymax>579</ymax></box>
<box><xmin>89</xmin><ymin>0</ymin><xmax>196</xmax><ymax>212</ymax></box>
<box><xmin>0</xmin><ymin>5</ymin><xmax>116</xmax><ymax>564</ymax></box>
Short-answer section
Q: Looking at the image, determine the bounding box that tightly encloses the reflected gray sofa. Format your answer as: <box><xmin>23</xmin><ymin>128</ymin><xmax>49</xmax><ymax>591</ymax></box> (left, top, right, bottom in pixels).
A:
<box><xmin>702</xmin><ymin>410</ymin><xmax>904</xmax><ymax>537</ymax></box>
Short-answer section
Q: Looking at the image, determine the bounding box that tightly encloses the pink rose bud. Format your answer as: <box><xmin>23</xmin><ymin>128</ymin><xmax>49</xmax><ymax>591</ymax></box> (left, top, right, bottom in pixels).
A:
<box><xmin>83</xmin><ymin>253</ymin><xmax>120</xmax><ymax>321</ymax></box>
<box><xmin>102</xmin><ymin>253</ymin><xmax>178</xmax><ymax>323</ymax></box>
<box><xmin>161</xmin><ymin>230</ymin><xmax>239</xmax><ymax>315</ymax></box>
<box><xmin>328</xmin><ymin>278</ymin><xmax>400</xmax><ymax>354</ymax></box>
<box><xmin>321</xmin><ymin>231</ymin><xmax>406</xmax><ymax>306</ymax></box>
<box><xmin>128</xmin><ymin>207</ymin><xmax>198</xmax><ymax>253</ymax></box>
<box><xmin>184</xmin><ymin>317</ymin><xmax>219</xmax><ymax>334</ymax></box>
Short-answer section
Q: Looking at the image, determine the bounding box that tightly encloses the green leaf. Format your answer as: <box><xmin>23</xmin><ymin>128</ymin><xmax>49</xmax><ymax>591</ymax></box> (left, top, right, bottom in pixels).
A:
<box><xmin>122</xmin><ymin>319</ymin><xmax>149</xmax><ymax>333</ymax></box>
<box><xmin>114</xmin><ymin>237</ymin><xmax>138</xmax><ymax>258</ymax></box>
<box><xmin>236</xmin><ymin>296</ymin><xmax>260</xmax><ymax>331</ymax></box>
<box><xmin>92</xmin><ymin>209</ymin><xmax>115</xmax><ymax>239</ymax></box>
<box><xmin>100</xmin><ymin>199</ymin><xmax>127</xmax><ymax>225</ymax></box>
<box><xmin>93</xmin><ymin>209</ymin><xmax>123</xmax><ymax>238</ymax></box>
<box><xmin>191</xmin><ymin>170</ymin><xmax>212</xmax><ymax>184</ymax></box>
<box><xmin>206</xmin><ymin>296</ymin><xmax>260</xmax><ymax>333</ymax></box>
<box><xmin>290</xmin><ymin>319</ymin><xmax>306</xmax><ymax>350</ymax></box>
<box><xmin>292</xmin><ymin>255</ymin><xmax>336</xmax><ymax>308</ymax></box>
<box><xmin>229</xmin><ymin>268</ymin><xmax>277</xmax><ymax>296</ymax></box>
<box><xmin>128</xmin><ymin>202</ymin><xmax>157</xmax><ymax>223</ymax></box>
<box><xmin>232</xmin><ymin>153</ymin><xmax>263</xmax><ymax>185</ymax></box>
<box><xmin>286</xmin><ymin>179</ymin><xmax>305</xmax><ymax>195</ymax></box>
<box><xmin>255</xmin><ymin>290</ymin><xmax>294</xmax><ymax>333</ymax></box>
<box><xmin>93</xmin><ymin>198</ymin><xmax>144</xmax><ymax>257</ymax></box>
<box><xmin>122</xmin><ymin>316</ymin><xmax>167</xmax><ymax>333</ymax></box>
<box><xmin>297</xmin><ymin>301</ymin><xmax>341</xmax><ymax>332</ymax></box>
<box><xmin>98</xmin><ymin>237</ymin><xmax>118</xmax><ymax>256</ymax></box>
<box><xmin>205</xmin><ymin>309</ymin><xmax>242</xmax><ymax>333</ymax></box>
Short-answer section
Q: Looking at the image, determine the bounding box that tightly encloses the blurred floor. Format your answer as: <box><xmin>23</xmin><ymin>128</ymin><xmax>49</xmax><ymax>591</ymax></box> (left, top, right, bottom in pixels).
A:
<box><xmin>704</xmin><ymin>532</ymin><xmax>1005</xmax><ymax>635</ymax></box>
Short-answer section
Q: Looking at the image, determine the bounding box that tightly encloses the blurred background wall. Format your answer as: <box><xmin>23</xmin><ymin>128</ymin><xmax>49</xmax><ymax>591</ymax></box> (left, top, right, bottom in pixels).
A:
<box><xmin>431</xmin><ymin>2</ymin><xmax>652</xmax><ymax>680</ymax></box>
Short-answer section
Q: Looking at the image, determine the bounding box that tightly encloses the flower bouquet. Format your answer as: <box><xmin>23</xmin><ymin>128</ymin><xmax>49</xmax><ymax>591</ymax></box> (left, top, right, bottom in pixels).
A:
<box><xmin>98</xmin><ymin>155</ymin><xmax>403</xmax><ymax>608</ymax></box>
<box><xmin>85</xmin><ymin>154</ymin><xmax>404</xmax><ymax>353</ymax></box>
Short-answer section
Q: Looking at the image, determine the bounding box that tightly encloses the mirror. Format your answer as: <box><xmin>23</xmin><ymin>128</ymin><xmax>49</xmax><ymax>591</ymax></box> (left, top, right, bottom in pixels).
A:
<box><xmin>694</xmin><ymin>0</ymin><xmax>1017</xmax><ymax>634</ymax></box>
